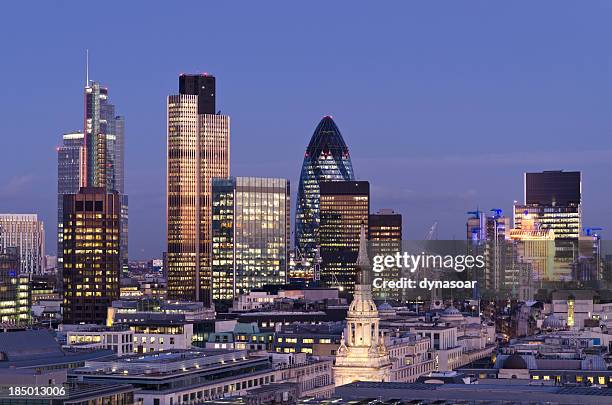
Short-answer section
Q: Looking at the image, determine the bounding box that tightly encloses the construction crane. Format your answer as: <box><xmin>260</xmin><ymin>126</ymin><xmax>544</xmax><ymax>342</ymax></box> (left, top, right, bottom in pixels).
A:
<box><xmin>425</xmin><ymin>221</ymin><xmax>438</xmax><ymax>240</ymax></box>
<box><xmin>585</xmin><ymin>227</ymin><xmax>603</xmax><ymax>237</ymax></box>
<box><xmin>490</xmin><ymin>208</ymin><xmax>503</xmax><ymax>218</ymax></box>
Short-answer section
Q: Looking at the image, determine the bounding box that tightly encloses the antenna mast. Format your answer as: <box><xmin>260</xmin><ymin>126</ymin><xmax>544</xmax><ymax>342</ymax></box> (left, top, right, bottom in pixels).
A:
<box><xmin>86</xmin><ymin>49</ymin><xmax>89</xmax><ymax>85</ymax></box>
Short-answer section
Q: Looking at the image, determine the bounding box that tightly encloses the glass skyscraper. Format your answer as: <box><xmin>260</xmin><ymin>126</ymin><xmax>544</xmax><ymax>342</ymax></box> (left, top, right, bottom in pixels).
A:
<box><xmin>58</xmin><ymin>80</ymin><xmax>128</xmax><ymax>275</ymax></box>
<box><xmin>84</xmin><ymin>82</ymin><xmax>128</xmax><ymax>269</ymax></box>
<box><xmin>294</xmin><ymin>116</ymin><xmax>354</xmax><ymax>283</ymax></box>
<box><xmin>212</xmin><ymin>177</ymin><xmax>290</xmax><ymax>303</ymax></box>
<box><xmin>57</xmin><ymin>131</ymin><xmax>85</xmax><ymax>277</ymax></box>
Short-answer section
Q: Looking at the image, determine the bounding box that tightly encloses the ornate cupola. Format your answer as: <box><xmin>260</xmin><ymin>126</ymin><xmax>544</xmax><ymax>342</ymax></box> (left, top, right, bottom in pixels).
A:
<box><xmin>333</xmin><ymin>223</ymin><xmax>392</xmax><ymax>386</ymax></box>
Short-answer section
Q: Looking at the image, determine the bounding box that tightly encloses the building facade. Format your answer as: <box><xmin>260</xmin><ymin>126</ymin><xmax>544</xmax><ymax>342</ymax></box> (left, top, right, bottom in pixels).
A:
<box><xmin>57</xmin><ymin>131</ymin><xmax>85</xmax><ymax>275</ymax></box>
<box><xmin>61</xmin><ymin>187</ymin><xmax>121</xmax><ymax>324</ymax></box>
<box><xmin>167</xmin><ymin>73</ymin><xmax>230</xmax><ymax>306</ymax></box>
<box><xmin>513</xmin><ymin>170</ymin><xmax>581</xmax><ymax>281</ymax></box>
<box><xmin>319</xmin><ymin>181</ymin><xmax>369</xmax><ymax>295</ymax></box>
<box><xmin>64</xmin><ymin>325</ymin><xmax>134</xmax><ymax>357</ymax></box>
<box><xmin>211</xmin><ymin>177</ymin><xmax>290</xmax><ymax>302</ymax></box>
<box><xmin>369</xmin><ymin>209</ymin><xmax>402</xmax><ymax>302</ymax></box>
<box><xmin>294</xmin><ymin>116</ymin><xmax>355</xmax><ymax>284</ymax></box>
<box><xmin>0</xmin><ymin>214</ymin><xmax>45</xmax><ymax>275</ymax></box>
<box><xmin>0</xmin><ymin>248</ymin><xmax>30</xmax><ymax>325</ymax></box>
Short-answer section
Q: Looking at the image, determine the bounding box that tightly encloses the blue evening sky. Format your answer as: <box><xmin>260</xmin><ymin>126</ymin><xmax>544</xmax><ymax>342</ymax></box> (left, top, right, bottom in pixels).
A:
<box><xmin>1</xmin><ymin>1</ymin><xmax>612</xmax><ymax>259</ymax></box>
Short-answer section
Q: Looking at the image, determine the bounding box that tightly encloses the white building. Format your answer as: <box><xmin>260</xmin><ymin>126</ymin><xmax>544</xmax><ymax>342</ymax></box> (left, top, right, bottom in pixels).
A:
<box><xmin>0</xmin><ymin>214</ymin><xmax>45</xmax><ymax>274</ymax></box>
<box><xmin>62</xmin><ymin>324</ymin><xmax>134</xmax><ymax>357</ymax></box>
<box><xmin>71</xmin><ymin>349</ymin><xmax>334</xmax><ymax>405</ymax></box>
<box><xmin>386</xmin><ymin>334</ymin><xmax>436</xmax><ymax>382</ymax></box>
<box><xmin>334</xmin><ymin>226</ymin><xmax>392</xmax><ymax>386</ymax></box>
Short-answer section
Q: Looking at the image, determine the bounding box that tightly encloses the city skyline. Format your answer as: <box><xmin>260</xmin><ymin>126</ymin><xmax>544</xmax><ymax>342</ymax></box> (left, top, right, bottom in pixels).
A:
<box><xmin>2</xmin><ymin>2</ymin><xmax>612</xmax><ymax>260</ymax></box>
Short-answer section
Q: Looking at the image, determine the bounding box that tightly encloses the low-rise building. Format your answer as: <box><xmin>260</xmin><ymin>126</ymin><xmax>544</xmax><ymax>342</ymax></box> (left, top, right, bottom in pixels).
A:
<box><xmin>70</xmin><ymin>348</ymin><xmax>334</xmax><ymax>405</ymax></box>
<box><xmin>61</xmin><ymin>324</ymin><xmax>134</xmax><ymax>356</ymax></box>
<box><xmin>274</xmin><ymin>322</ymin><xmax>343</xmax><ymax>357</ymax></box>
<box><xmin>207</xmin><ymin>322</ymin><xmax>274</xmax><ymax>352</ymax></box>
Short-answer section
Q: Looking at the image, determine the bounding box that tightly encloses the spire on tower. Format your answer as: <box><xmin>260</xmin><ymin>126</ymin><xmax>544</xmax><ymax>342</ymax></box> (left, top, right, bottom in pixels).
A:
<box><xmin>85</xmin><ymin>49</ymin><xmax>89</xmax><ymax>86</ymax></box>
<box><xmin>357</xmin><ymin>222</ymin><xmax>369</xmax><ymax>267</ymax></box>
<box><xmin>356</xmin><ymin>222</ymin><xmax>372</xmax><ymax>287</ymax></box>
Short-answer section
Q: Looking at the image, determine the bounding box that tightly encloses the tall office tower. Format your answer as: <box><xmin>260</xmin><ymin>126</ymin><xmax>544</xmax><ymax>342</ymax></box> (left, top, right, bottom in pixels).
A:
<box><xmin>167</xmin><ymin>73</ymin><xmax>230</xmax><ymax>305</ymax></box>
<box><xmin>0</xmin><ymin>248</ymin><xmax>30</xmax><ymax>324</ymax></box>
<box><xmin>484</xmin><ymin>211</ymin><xmax>513</xmax><ymax>292</ymax></box>
<box><xmin>466</xmin><ymin>210</ymin><xmax>513</xmax><ymax>294</ymax></box>
<box><xmin>83</xmin><ymin>81</ymin><xmax>129</xmax><ymax>267</ymax></box>
<box><xmin>114</xmin><ymin>116</ymin><xmax>126</xmax><ymax>194</ymax></box>
<box><xmin>211</xmin><ymin>177</ymin><xmax>290</xmax><ymax>303</ymax></box>
<box><xmin>115</xmin><ymin>116</ymin><xmax>129</xmax><ymax>271</ymax></box>
<box><xmin>509</xmin><ymin>214</ymin><xmax>555</xmax><ymax>300</ymax></box>
<box><xmin>0</xmin><ymin>214</ymin><xmax>45</xmax><ymax>275</ymax></box>
<box><xmin>62</xmin><ymin>187</ymin><xmax>121</xmax><ymax>324</ymax></box>
<box><xmin>57</xmin><ymin>131</ymin><xmax>85</xmax><ymax>279</ymax></box>
<box><xmin>84</xmin><ymin>82</ymin><xmax>115</xmax><ymax>189</ymax></box>
<box><xmin>574</xmin><ymin>232</ymin><xmax>603</xmax><ymax>281</ymax></box>
<box><xmin>319</xmin><ymin>181</ymin><xmax>369</xmax><ymax>295</ymax></box>
<box><xmin>369</xmin><ymin>209</ymin><xmax>402</xmax><ymax>302</ymax></box>
<box><xmin>514</xmin><ymin>170</ymin><xmax>581</xmax><ymax>281</ymax></box>
<box><xmin>294</xmin><ymin>116</ymin><xmax>355</xmax><ymax>283</ymax></box>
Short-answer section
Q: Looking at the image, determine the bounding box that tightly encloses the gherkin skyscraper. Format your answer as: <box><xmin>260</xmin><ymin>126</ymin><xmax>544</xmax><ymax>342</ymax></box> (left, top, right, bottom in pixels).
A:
<box><xmin>294</xmin><ymin>116</ymin><xmax>354</xmax><ymax>282</ymax></box>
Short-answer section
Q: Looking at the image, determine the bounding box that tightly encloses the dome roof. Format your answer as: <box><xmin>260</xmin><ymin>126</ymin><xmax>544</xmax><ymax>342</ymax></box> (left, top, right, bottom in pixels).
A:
<box><xmin>442</xmin><ymin>306</ymin><xmax>461</xmax><ymax>316</ymax></box>
<box><xmin>378</xmin><ymin>302</ymin><xmax>393</xmax><ymax>311</ymax></box>
<box><xmin>543</xmin><ymin>314</ymin><xmax>563</xmax><ymax>329</ymax></box>
<box><xmin>504</xmin><ymin>354</ymin><xmax>527</xmax><ymax>369</ymax></box>
<box><xmin>305</xmin><ymin>116</ymin><xmax>350</xmax><ymax>156</ymax></box>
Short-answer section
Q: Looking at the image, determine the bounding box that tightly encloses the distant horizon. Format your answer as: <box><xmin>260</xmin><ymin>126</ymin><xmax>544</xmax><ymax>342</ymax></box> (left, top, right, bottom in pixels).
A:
<box><xmin>1</xmin><ymin>1</ymin><xmax>611</xmax><ymax>260</ymax></box>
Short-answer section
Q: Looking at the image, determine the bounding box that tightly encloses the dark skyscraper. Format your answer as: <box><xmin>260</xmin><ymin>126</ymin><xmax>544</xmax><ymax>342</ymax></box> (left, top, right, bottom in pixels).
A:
<box><xmin>525</xmin><ymin>171</ymin><xmax>581</xmax><ymax>206</ymax></box>
<box><xmin>319</xmin><ymin>180</ymin><xmax>369</xmax><ymax>295</ymax></box>
<box><xmin>514</xmin><ymin>170</ymin><xmax>582</xmax><ymax>281</ymax></box>
<box><xmin>294</xmin><ymin>116</ymin><xmax>354</xmax><ymax>283</ymax></box>
<box><xmin>369</xmin><ymin>209</ymin><xmax>402</xmax><ymax>302</ymax></box>
<box><xmin>62</xmin><ymin>187</ymin><xmax>121</xmax><ymax>324</ymax></box>
<box><xmin>179</xmin><ymin>73</ymin><xmax>216</xmax><ymax>115</ymax></box>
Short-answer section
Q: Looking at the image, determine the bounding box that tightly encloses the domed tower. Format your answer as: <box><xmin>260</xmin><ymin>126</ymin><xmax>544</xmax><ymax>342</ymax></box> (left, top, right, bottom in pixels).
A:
<box><xmin>294</xmin><ymin>116</ymin><xmax>354</xmax><ymax>281</ymax></box>
<box><xmin>334</xmin><ymin>225</ymin><xmax>392</xmax><ymax>386</ymax></box>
